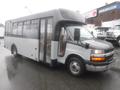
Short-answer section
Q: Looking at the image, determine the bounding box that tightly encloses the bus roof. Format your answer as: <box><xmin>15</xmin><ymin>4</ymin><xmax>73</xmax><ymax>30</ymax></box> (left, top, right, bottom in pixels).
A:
<box><xmin>6</xmin><ymin>9</ymin><xmax>85</xmax><ymax>24</ymax></box>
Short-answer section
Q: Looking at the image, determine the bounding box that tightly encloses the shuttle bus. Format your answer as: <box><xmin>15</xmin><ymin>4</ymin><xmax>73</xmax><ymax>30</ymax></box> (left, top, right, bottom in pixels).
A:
<box><xmin>4</xmin><ymin>9</ymin><xmax>114</xmax><ymax>76</ymax></box>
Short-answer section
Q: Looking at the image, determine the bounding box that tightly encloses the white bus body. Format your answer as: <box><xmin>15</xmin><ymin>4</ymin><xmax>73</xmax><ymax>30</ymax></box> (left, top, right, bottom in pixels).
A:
<box><xmin>4</xmin><ymin>9</ymin><xmax>114</xmax><ymax>76</ymax></box>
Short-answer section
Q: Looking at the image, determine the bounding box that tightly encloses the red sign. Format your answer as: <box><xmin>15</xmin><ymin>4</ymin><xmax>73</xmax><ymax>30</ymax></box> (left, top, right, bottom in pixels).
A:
<box><xmin>85</xmin><ymin>9</ymin><xmax>97</xmax><ymax>18</ymax></box>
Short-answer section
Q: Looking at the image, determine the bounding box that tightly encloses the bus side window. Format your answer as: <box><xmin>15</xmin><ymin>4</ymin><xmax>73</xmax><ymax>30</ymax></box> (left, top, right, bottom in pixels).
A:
<box><xmin>12</xmin><ymin>23</ymin><xmax>18</xmax><ymax>35</ymax></box>
<box><xmin>31</xmin><ymin>19</ymin><xmax>39</xmax><ymax>39</ymax></box>
<box><xmin>23</xmin><ymin>21</ymin><xmax>31</xmax><ymax>38</ymax></box>
<box><xmin>5</xmin><ymin>22</ymin><xmax>11</xmax><ymax>36</ymax></box>
<box><xmin>58</xmin><ymin>27</ymin><xmax>67</xmax><ymax>56</ymax></box>
<box><xmin>17</xmin><ymin>22</ymin><xmax>23</xmax><ymax>36</ymax></box>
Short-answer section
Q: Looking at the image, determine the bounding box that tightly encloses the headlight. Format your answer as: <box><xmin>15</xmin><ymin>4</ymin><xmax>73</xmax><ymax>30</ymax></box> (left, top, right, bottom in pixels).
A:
<box><xmin>91</xmin><ymin>49</ymin><xmax>104</xmax><ymax>54</ymax></box>
<box><xmin>90</xmin><ymin>49</ymin><xmax>106</xmax><ymax>62</ymax></box>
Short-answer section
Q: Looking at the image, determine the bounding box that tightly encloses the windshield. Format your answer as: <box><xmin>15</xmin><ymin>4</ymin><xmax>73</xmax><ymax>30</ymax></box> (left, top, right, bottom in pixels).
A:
<box><xmin>66</xmin><ymin>25</ymin><xmax>94</xmax><ymax>41</ymax></box>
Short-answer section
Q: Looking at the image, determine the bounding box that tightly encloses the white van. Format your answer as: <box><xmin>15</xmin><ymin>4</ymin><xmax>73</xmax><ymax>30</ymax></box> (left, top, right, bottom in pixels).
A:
<box><xmin>106</xmin><ymin>25</ymin><xmax>120</xmax><ymax>46</ymax></box>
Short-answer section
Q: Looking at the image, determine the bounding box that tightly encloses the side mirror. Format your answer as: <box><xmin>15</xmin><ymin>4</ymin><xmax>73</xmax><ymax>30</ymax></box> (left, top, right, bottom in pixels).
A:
<box><xmin>74</xmin><ymin>28</ymin><xmax>80</xmax><ymax>41</ymax></box>
<box><xmin>84</xmin><ymin>43</ymin><xmax>89</xmax><ymax>49</ymax></box>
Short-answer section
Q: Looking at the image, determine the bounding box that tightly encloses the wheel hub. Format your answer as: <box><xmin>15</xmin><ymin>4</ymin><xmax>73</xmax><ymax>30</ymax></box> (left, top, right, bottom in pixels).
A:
<box><xmin>70</xmin><ymin>61</ymin><xmax>81</xmax><ymax>75</ymax></box>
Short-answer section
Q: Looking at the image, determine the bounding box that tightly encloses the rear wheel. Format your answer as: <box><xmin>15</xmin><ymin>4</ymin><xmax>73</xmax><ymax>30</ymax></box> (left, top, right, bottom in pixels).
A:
<box><xmin>11</xmin><ymin>46</ymin><xmax>18</xmax><ymax>57</ymax></box>
<box><xmin>67</xmin><ymin>57</ymin><xmax>85</xmax><ymax>76</ymax></box>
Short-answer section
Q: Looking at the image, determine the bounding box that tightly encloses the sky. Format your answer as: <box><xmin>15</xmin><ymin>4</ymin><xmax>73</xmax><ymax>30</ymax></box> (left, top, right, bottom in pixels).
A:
<box><xmin>0</xmin><ymin>0</ymin><xmax>117</xmax><ymax>24</ymax></box>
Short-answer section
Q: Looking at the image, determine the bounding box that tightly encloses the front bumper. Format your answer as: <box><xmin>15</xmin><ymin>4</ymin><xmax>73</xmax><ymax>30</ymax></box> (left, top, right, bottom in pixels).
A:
<box><xmin>86</xmin><ymin>63</ymin><xmax>112</xmax><ymax>72</ymax></box>
<box><xmin>85</xmin><ymin>57</ymin><xmax>115</xmax><ymax>72</ymax></box>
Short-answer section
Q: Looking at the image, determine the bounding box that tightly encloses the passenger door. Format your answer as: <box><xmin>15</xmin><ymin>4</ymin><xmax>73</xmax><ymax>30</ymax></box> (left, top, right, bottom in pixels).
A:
<box><xmin>58</xmin><ymin>27</ymin><xmax>67</xmax><ymax>57</ymax></box>
<box><xmin>39</xmin><ymin>18</ymin><xmax>52</xmax><ymax>63</ymax></box>
<box><xmin>39</xmin><ymin>19</ymin><xmax>46</xmax><ymax>62</ymax></box>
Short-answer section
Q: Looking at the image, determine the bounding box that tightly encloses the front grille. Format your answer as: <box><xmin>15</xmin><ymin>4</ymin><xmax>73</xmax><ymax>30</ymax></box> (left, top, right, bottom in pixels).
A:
<box><xmin>106</xmin><ymin>54</ymin><xmax>113</xmax><ymax>61</ymax></box>
<box><xmin>105</xmin><ymin>48</ymin><xmax>114</xmax><ymax>53</ymax></box>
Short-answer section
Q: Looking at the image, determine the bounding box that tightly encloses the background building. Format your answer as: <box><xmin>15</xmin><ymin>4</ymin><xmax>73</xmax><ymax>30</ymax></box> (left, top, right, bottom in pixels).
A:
<box><xmin>84</xmin><ymin>1</ymin><xmax>120</xmax><ymax>27</ymax></box>
<box><xmin>0</xmin><ymin>24</ymin><xmax>4</xmax><ymax>38</ymax></box>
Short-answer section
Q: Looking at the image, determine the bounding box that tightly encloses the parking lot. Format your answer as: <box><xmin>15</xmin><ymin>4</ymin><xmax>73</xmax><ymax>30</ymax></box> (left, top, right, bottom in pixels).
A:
<box><xmin>0</xmin><ymin>39</ymin><xmax>120</xmax><ymax>90</ymax></box>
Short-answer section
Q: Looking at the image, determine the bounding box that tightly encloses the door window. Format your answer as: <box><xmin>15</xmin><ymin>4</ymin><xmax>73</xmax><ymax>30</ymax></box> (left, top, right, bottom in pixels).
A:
<box><xmin>58</xmin><ymin>27</ymin><xmax>67</xmax><ymax>56</ymax></box>
<box><xmin>40</xmin><ymin>19</ymin><xmax>46</xmax><ymax>61</ymax></box>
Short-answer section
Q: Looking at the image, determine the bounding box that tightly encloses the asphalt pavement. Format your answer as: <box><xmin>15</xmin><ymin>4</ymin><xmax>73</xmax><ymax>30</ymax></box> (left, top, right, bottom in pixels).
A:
<box><xmin>0</xmin><ymin>40</ymin><xmax>120</xmax><ymax>90</ymax></box>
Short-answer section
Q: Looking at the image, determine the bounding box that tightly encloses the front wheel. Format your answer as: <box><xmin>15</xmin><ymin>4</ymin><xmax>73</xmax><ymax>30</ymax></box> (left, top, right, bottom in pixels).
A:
<box><xmin>67</xmin><ymin>57</ymin><xmax>85</xmax><ymax>76</ymax></box>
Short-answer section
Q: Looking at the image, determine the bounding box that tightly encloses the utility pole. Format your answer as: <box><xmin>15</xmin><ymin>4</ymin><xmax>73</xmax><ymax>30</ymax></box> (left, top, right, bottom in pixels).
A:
<box><xmin>24</xmin><ymin>6</ymin><xmax>32</xmax><ymax>14</ymax></box>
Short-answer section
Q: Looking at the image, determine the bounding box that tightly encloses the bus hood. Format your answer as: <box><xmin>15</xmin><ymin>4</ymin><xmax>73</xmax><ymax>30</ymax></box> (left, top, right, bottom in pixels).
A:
<box><xmin>82</xmin><ymin>39</ymin><xmax>114</xmax><ymax>50</ymax></box>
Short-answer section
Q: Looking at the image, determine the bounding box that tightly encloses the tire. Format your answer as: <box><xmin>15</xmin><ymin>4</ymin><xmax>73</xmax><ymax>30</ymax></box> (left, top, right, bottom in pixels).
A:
<box><xmin>67</xmin><ymin>57</ymin><xmax>85</xmax><ymax>76</ymax></box>
<box><xmin>11</xmin><ymin>46</ymin><xmax>18</xmax><ymax>57</ymax></box>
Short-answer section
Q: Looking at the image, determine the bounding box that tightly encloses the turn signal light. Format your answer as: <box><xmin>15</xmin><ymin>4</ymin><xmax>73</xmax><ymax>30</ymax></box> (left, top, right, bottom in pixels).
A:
<box><xmin>90</xmin><ymin>56</ymin><xmax>106</xmax><ymax>62</ymax></box>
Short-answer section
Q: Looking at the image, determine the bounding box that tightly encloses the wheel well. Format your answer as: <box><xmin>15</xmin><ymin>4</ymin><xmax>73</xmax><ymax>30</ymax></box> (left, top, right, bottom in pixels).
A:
<box><xmin>65</xmin><ymin>54</ymin><xmax>85</xmax><ymax>66</ymax></box>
